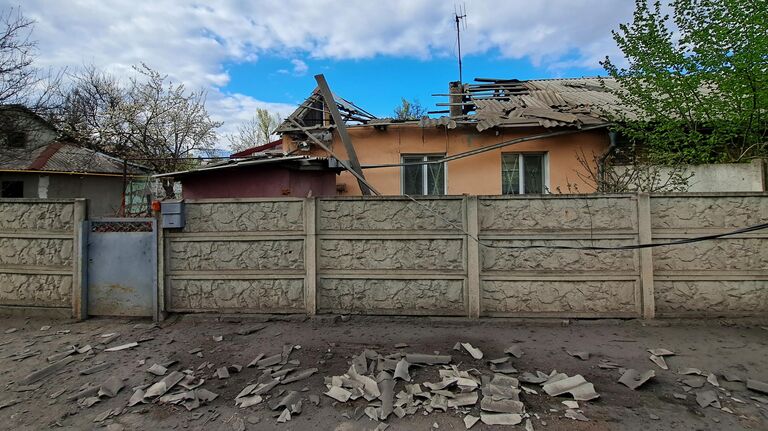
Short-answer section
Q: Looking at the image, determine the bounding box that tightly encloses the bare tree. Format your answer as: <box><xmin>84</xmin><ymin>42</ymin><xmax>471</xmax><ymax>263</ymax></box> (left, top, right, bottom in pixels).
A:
<box><xmin>0</xmin><ymin>7</ymin><xmax>63</xmax><ymax>117</ymax></box>
<box><xmin>227</xmin><ymin>108</ymin><xmax>281</xmax><ymax>152</ymax></box>
<box><xmin>574</xmin><ymin>149</ymin><xmax>693</xmax><ymax>193</ymax></box>
<box><xmin>58</xmin><ymin>64</ymin><xmax>222</xmax><ymax>197</ymax></box>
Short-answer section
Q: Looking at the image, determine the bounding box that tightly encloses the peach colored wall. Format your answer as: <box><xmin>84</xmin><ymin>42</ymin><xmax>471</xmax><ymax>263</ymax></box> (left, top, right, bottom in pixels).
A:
<box><xmin>283</xmin><ymin>125</ymin><xmax>609</xmax><ymax>195</ymax></box>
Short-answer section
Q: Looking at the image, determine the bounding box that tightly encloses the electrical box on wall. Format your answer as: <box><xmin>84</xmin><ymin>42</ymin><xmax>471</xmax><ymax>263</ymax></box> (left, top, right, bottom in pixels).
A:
<box><xmin>160</xmin><ymin>200</ymin><xmax>185</xmax><ymax>228</ymax></box>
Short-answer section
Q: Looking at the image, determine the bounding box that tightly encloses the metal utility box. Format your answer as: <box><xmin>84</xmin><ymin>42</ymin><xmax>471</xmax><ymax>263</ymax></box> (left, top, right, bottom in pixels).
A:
<box><xmin>161</xmin><ymin>200</ymin><xmax>185</xmax><ymax>228</ymax></box>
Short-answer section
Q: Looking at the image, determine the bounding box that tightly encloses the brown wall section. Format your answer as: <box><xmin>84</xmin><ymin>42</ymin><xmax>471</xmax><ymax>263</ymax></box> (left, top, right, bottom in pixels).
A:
<box><xmin>284</xmin><ymin>124</ymin><xmax>609</xmax><ymax>195</ymax></box>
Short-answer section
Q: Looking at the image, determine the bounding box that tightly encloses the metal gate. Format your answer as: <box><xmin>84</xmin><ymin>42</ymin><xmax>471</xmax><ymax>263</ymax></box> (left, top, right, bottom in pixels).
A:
<box><xmin>85</xmin><ymin>218</ymin><xmax>157</xmax><ymax>319</ymax></box>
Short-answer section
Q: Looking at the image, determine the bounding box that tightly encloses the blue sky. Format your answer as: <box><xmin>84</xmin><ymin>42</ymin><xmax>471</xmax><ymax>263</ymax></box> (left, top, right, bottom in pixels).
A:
<box><xmin>223</xmin><ymin>48</ymin><xmax>606</xmax><ymax>117</ymax></box>
<box><xmin>7</xmin><ymin>0</ymin><xmax>637</xmax><ymax>142</ymax></box>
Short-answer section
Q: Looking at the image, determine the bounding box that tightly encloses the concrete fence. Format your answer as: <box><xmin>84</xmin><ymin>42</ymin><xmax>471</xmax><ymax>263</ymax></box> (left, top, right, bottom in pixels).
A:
<box><xmin>161</xmin><ymin>193</ymin><xmax>768</xmax><ymax>319</ymax></box>
<box><xmin>0</xmin><ymin>198</ymin><xmax>86</xmax><ymax>318</ymax></box>
<box><xmin>0</xmin><ymin>194</ymin><xmax>765</xmax><ymax>319</ymax></box>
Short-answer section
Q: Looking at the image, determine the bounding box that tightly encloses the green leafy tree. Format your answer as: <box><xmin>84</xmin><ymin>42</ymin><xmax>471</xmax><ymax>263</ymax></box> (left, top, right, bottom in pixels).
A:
<box><xmin>393</xmin><ymin>98</ymin><xmax>427</xmax><ymax>120</ymax></box>
<box><xmin>602</xmin><ymin>0</ymin><xmax>768</xmax><ymax>164</ymax></box>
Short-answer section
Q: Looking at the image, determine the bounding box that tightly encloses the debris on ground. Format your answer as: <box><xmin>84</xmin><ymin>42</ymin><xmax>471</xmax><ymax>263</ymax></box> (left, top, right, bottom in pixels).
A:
<box><xmin>566</xmin><ymin>350</ymin><xmax>590</xmax><ymax>361</ymax></box>
<box><xmin>618</xmin><ymin>369</ymin><xmax>655</xmax><ymax>390</ymax></box>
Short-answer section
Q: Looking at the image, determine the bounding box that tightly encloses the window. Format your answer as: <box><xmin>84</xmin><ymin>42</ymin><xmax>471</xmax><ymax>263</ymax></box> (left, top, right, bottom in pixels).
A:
<box><xmin>402</xmin><ymin>154</ymin><xmax>445</xmax><ymax>195</ymax></box>
<box><xmin>502</xmin><ymin>153</ymin><xmax>546</xmax><ymax>194</ymax></box>
<box><xmin>1</xmin><ymin>181</ymin><xmax>23</xmax><ymax>198</ymax></box>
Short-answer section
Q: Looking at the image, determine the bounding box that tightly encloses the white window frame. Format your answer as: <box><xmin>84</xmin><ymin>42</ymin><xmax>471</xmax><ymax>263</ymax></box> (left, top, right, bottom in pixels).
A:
<box><xmin>400</xmin><ymin>154</ymin><xmax>447</xmax><ymax>195</ymax></box>
<box><xmin>502</xmin><ymin>152</ymin><xmax>549</xmax><ymax>194</ymax></box>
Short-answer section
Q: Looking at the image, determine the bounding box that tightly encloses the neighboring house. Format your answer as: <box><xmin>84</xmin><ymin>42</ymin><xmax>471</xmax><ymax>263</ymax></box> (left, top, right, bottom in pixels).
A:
<box><xmin>0</xmin><ymin>105</ymin><xmax>151</xmax><ymax>216</ymax></box>
<box><xmin>155</xmin><ymin>148</ymin><xmax>342</xmax><ymax>199</ymax></box>
<box><xmin>276</xmin><ymin>77</ymin><xmax>624</xmax><ymax>196</ymax></box>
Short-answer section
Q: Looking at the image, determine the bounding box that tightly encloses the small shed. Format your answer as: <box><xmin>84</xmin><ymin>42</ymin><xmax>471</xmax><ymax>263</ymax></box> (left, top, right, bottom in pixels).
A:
<box><xmin>155</xmin><ymin>153</ymin><xmax>342</xmax><ymax>199</ymax></box>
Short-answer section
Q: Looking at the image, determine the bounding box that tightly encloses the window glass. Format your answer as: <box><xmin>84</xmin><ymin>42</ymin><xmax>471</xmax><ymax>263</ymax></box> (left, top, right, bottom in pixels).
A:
<box><xmin>402</xmin><ymin>156</ymin><xmax>424</xmax><ymax>195</ymax></box>
<box><xmin>426</xmin><ymin>156</ymin><xmax>445</xmax><ymax>195</ymax></box>
<box><xmin>523</xmin><ymin>154</ymin><xmax>544</xmax><ymax>193</ymax></box>
<box><xmin>501</xmin><ymin>154</ymin><xmax>520</xmax><ymax>194</ymax></box>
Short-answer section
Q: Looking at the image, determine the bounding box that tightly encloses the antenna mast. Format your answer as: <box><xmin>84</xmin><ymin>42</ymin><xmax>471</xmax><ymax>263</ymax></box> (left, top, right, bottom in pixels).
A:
<box><xmin>454</xmin><ymin>4</ymin><xmax>467</xmax><ymax>83</ymax></box>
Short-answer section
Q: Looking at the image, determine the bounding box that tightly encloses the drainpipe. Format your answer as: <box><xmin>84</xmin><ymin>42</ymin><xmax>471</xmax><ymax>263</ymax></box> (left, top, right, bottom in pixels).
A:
<box><xmin>598</xmin><ymin>130</ymin><xmax>618</xmax><ymax>193</ymax></box>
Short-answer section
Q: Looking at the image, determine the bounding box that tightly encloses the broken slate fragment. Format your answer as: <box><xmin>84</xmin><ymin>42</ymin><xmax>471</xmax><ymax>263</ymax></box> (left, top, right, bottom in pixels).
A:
<box><xmin>394</xmin><ymin>359</ymin><xmax>411</xmax><ymax>381</ymax></box>
<box><xmin>464</xmin><ymin>415</ymin><xmax>479</xmax><ymax>429</ymax></box>
<box><xmin>648</xmin><ymin>348</ymin><xmax>675</xmax><ymax>356</ymax></box>
<box><xmin>480</xmin><ymin>413</ymin><xmax>522</xmax><ymax>426</ymax></box>
<box><xmin>682</xmin><ymin>376</ymin><xmax>706</xmax><ymax>388</ymax></box>
<box><xmin>618</xmin><ymin>369</ymin><xmax>655</xmax><ymax>390</ymax></box>
<box><xmin>216</xmin><ymin>367</ymin><xmax>230</xmax><ymax>379</ymax></box>
<box><xmin>562</xmin><ymin>400</ymin><xmax>579</xmax><ymax>409</ymax></box>
<box><xmin>98</xmin><ymin>376</ymin><xmax>124</xmax><ymax>398</ymax></box>
<box><xmin>324</xmin><ymin>386</ymin><xmax>352</xmax><ymax>402</ymax></box>
<box><xmin>504</xmin><ymin>345</ymin><xmax>523</xmax><ymax>358</ymax></box>
<box><xmin>565</xmin><ymin>409</ymin><xmax>589</xmax><ymax>421</ymax></box>
<box><xmin>696</xmin><ymin>390</ymin><xmax>720</xmax><ymax>408</ymax></box>
<box><xmin>460</xmin><ymin>342</ymin><xmax>483</xmax><ymax>359</ymax></box>
<box><xmin>747</xmin><ymin>379</ymin><xmax>768</xmax><ymax>395</ymax></box>
<box><xmin>542</xmin><ymin>374</ymin><xmax>599</xmax><ymax>401</ymax></box>
<box><xmin>649</xmin><ymin>354</ymin><xmax>668</xmax><ymax>370</ymax></box>
<box><xmin>706</xmin><ymin>373</ymin><xmax>719</xmax><ymax>387</ymax></box>
<box><xmin>480</xmin><ymin>398</ymin><xmax>525</xmax><ymax>414</ymax></box>
<box><xmin>147</xmin><ymin>363</ymin><xmax>167</xmax><ymax>376</ymax></box>
<box><xmin>566</xmin><ymin>350</ymin><xmax>590</xmax><ymax>361</ymax></box>
<box><xmin>105</xmin><ymin>342</ymin><xmax>138</xmax><ymax>352</ymax></box>
<box><xmin>678</xmin><ymin>368</ymin><xmax>702</xmax><ymax>375</ymax></box>
<box><xmin>144</xmin><ymin>371</ymin><xmax>185</xmax><ymax>398</ymax></box>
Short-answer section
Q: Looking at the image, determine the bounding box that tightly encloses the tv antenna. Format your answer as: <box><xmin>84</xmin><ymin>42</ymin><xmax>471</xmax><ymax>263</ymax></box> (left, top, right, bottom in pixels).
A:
<box><xmin>454</xmin><ymin>3</ymin><xmax>467</xmax><ymax>83</ymax></box>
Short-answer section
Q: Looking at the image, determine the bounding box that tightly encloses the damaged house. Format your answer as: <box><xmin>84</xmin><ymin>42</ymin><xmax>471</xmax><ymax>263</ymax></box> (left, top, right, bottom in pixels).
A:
<box><xmin>276</xmin><ymin>78</ymin><xmax>626</xmax><ymax>196</ymax></box>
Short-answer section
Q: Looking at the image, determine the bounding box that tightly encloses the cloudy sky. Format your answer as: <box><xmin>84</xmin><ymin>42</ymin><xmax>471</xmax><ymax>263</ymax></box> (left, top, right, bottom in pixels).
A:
<box><xmin>6</xmin><ymin>0</ymin><xmax>636</xmax><ymax>141</ymax></box>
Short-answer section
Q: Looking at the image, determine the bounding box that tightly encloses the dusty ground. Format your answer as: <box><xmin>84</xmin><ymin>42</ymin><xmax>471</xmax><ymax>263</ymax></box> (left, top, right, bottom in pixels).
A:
<box><xmin>0</xmin><ymin>314</ymin><xmax>767</xmax><ymax>431</ymax></box>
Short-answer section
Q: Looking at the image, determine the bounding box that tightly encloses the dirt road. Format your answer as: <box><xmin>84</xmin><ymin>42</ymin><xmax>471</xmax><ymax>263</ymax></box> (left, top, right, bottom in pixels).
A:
<box><xmin>0</xmin><ymin>315</ymin><xmax>766</xmax><ymax>430</ymax></box>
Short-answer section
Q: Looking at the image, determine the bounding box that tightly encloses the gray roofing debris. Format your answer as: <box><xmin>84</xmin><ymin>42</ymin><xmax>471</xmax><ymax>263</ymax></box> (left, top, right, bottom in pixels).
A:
<box><xmin>747</xmin><ymin>379</ymin><xmax>768</xmax><ymax>395</ymax></box>
<box><xmin>460</xmin><ymin>343</ymin><xmax>483</xmax><ymax>360</ymax></box>
<box><xmin>649</xmin><ymin>354</ymin><xmax>669</xmax><ymax>370</ymax></box>
<box><xmin>566</xmin><ymin>350</ymin><xmax>590</xmax><ymax>361</ymax></box>
<box><xmin>618</xmin><ymin>369</ymin><xmax>655</xmax><ymax>390</ymax></box>
<box><xmin>541</xmin><ymin>374</ymin><xmax>600</xmax><ymax>401</ymax></box>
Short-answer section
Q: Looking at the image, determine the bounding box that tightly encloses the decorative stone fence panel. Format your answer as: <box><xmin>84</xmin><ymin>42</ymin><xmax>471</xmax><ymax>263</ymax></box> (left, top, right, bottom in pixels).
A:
<box><xmin>0</xmin><ymin>199</ymin><xmax>85</xmax><ymax>317</ymax></box>
<box><xmin>161</xmin><ymin>193</ymin><xmax>768</xmax><ymax>318</ymax></box>
<box><xmin>316</xmin><ymin>198</ymin><xmax>467</xmax><ymax>316</ymax></box>
<box><xmin>164</xmin><ymin>199</ymin><xmax>307</xmax><ymax>313</ymax></box>
<box><xmin>478</xmin><ymin>195</ymin><xmax>642</xmax><ymax>318</ymax></box>
<box><xmin>650</xmin><ymin>194</ymin><xmax>768</xmax><ymax>317</ymax></box>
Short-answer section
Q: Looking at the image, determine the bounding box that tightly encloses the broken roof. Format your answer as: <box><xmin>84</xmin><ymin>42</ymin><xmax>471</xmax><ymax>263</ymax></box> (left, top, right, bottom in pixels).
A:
<box><xmin>0</xmin><ymin>141</ymin><xmax>149</xmax><ymax>176</ymax></box>
<box><xmin>440</xmin><ymin>77</ymin><xmax>623</xmax><ymax>131</ymax></box>
<box><xmin>276</xmin><ymin>77</ymin><xmax>623</xmax><ymax>136</ymax></box>
<box><xmin>274</xmin><ymin>87</ymin><xmax>378</xmax><ymax>134</ymax></box>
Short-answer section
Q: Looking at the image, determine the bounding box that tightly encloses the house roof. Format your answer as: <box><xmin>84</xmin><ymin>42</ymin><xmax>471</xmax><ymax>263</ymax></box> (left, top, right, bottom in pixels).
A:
<box><xmin>229</xmin><ymin>139</ymin><xmax>283</xmax><ymax>158</ymax></box>
<box><xmin>0</xmin><ymin>140</ymin><xmax>149</xmax><ymax>176</ymax></box>
<box><xmin>154</xmin><ymin>151</ymin><xmax>341</xmax><ymax>179</ymax></box>
<box><xmin>274</xmin><ymin>88</ymin><xmax>378</xmax><ymax>134</ymax></box>
<box><xmin>276</xmin><ymin>77</ymin><xmax>624</xmax><ymax>136</ymax></box>
<box><xmin>448</xmin><ymin>77</ymin><xmax>624</xmax><ymax>130</ymax></box>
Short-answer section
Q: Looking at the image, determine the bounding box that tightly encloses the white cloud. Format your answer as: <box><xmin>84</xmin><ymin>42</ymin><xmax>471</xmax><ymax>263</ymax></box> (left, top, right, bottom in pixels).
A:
<box><xmin>291</xmin><ymin>59</ymin><xmax>308</xmax><ymax>76</ymax></box>
<box><xmin>5</xmin><ymin>0</ymin><xmax>637</xmax><ymax>133</ymax></box>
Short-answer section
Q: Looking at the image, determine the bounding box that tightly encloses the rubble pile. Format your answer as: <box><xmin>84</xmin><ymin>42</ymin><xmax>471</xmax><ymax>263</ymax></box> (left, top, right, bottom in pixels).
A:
<box><xmin>321</xmin><ymin>344</ymin><xmax>600</xmax><ymax>428</ymax></box>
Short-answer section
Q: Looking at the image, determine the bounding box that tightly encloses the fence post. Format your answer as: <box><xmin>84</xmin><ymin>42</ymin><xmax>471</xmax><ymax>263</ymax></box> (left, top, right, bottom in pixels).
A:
<box><xmin>305</xmin><ymin>198</ymin><xmax>317</xmax><ymax>315</ymax></box>
<box><xmin>156</xmin><ymin>211</ymin><xmax>166</xmax><ymax>321</ymax></box>
<box><xmin>72</xmin><ymin>199</ymin><xmax>87</xmax><ymax>321</ymax></box>
<box><xmin>466</xmin><ymin>196</ymin><xmax>481</xmax><ymax>319</ymax></box>
<box><xmin>637</xmin><ymin>192</ymin><xmax>655</xmax><ymax>319</ymax></box>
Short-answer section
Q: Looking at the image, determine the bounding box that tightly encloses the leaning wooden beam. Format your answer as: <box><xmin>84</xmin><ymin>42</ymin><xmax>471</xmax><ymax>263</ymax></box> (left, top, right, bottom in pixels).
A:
<box><xmin>313</xmin><ymin>74</ymin><xmax>372</xmax><ymax>195</ymax></box>
<box><xmin>287</xmin><ymin>117</ymin><xmax>382</xmax><ymax>197</ymax></box>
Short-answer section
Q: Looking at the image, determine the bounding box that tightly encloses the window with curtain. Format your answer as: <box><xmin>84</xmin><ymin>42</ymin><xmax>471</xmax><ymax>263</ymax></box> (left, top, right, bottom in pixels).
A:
<box><xmin>402</xmin><ymin>154</ymin><xmax>445</xmax><ymax>195</ymax></box>
<box><xmin>501</xmin><ymin>153</ymin><xmax>546</xmax><ymax>194</ymax></box>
